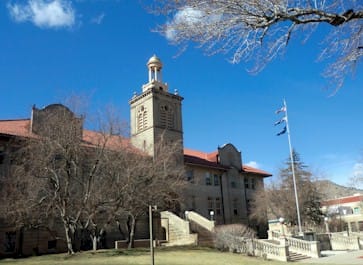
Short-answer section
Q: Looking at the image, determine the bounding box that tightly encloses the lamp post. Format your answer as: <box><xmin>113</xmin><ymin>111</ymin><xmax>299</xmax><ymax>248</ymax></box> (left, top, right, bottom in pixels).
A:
<box><xmin>324</xmin><ymin>217</ymin><xmax>330</xmax><ymax>233</ymax></box>
<box><xmin>279</xmin><ymin>217</ymin><xmax>285</xmax><ymax>238</ymax></box>
<box><xmin>149</xmin><ymin>205</ymin><xmax>157</xmax><ymax>265</ymax></box>
<box><xmin>210</xmin><ymin>210</ymin><xmax>214</xmax><ymax>221</ymax></box>
<box><xmin>185</xmin><ymin>211</ymin><xmax>189</xmax><ymax>220</ymax></box>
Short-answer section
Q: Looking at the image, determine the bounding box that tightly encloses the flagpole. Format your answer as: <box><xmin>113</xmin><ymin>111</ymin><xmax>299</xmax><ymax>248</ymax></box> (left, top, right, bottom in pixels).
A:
<box><xmin>283</xmin><ymin>99</ymin><xmax>303</xmax><ymax>234</ymax></box>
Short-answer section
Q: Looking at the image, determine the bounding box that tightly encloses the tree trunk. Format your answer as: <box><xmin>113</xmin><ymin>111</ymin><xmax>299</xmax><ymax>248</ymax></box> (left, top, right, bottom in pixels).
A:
<box><xmin>127</xmin><ymin>215</ymin><xmax>136</xmax><ymax>249</ymax></box>
<box><xmin>92</xmin><ymin>235</ymin><xmax>97</xmax><ymax>252</ymax></box>
<box><xmin>64</xmin><ymin>224</ymin><xmax>75</xmax><ymax>254</ymax></box>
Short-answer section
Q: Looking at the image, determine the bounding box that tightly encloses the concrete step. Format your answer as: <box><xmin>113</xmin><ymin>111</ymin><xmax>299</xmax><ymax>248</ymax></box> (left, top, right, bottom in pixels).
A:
<box><xmin>289</xmin><ymin>251</ymin><xmax>311</xmax><ymax>262</ymax></box>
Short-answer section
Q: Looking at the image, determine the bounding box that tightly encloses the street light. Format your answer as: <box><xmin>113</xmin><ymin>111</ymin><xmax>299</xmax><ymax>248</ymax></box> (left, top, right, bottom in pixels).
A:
<box><xmin>210</xmin><ymin>210</ymin><xmax>214</xmax><ymax>221</ymax></box>
<box><xmin>149</xmin><ymin>205</ymin><xmax>157</xmax><ymax>265</ymax></box>
<box><xmin>279</xmin><ymin>217</ymin><xmax>285</xmax><ymax>238</ymax></box>
<box><xmin>185</xmin><ymin>210</ymin><xmax>189</xmax><ymax>220</ymax></box>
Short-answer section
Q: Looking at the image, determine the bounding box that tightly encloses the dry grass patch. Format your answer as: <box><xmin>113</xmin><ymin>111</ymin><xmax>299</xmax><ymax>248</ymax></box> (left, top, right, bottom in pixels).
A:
<box><xmin>0</xmin><ymin>247</ymin><xmax>325</xmax><ymax>265</ymax></box>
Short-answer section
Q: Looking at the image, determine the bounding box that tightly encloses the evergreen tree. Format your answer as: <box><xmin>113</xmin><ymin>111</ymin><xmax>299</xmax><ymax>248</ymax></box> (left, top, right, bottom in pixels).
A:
<box><xmin>278</xmin><ymin>150</ymin><xmax>323</xmax><ymax>225</ymax></box>
<box><xmin>250</xmin><ymin>150</ymin><xmax>323</xmax><ymax>229</ymax></box>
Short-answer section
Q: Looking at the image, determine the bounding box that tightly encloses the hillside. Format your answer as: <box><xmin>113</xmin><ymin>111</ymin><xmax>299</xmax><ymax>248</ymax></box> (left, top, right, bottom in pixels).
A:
<box><xmin>315</xmin><ymin>179</ymin><xmax>363</xmax><ymax>200</ymax></box>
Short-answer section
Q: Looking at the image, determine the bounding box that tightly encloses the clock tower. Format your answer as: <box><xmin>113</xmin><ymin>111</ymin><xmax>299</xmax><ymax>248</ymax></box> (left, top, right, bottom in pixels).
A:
<box><xmin>129</xmin><ymin>55</ymin><xmax>184</xmax><ymax>157</ymax></box>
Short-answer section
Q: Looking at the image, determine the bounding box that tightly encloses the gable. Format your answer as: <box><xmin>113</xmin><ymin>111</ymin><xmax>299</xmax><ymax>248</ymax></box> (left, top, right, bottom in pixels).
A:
<box><xmin>217</xmin><ymin>143</ymin><xmax>242</xmax><ymax>169</ymax></box>
<box><xmin>31</xmin><ymin>104</ymin><xmax>83</xmax><ymax>139</ymax></box>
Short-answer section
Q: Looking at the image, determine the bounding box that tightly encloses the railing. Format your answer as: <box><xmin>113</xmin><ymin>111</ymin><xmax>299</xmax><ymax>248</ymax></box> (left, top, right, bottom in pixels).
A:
<box><xmin>160</xmin><ymin>211</ymin><xmax>190</xmax><ymax>234</ymax></box>
<box><xmin>186</xmin><ymin>211</ymin><xmax>215</xmax><ymax>232</ymax></box>
<box><xmin>330</xmin><ymin>233</ymin><xmax>360</xmax><ymax>250</ymax></box>
<box><xmin>287</xmin><ymin>236</ymin><xmax>321</xmax><ymax>258</ymax></box>
<box><xmin>253</xmin><ymin>239</ymin><xmax>289</xmax><ymax>262</ymax></box>
<box><xmin>160</xmin><ymin>211</ymin><xmax>198</xmax><ymax>246</ymax></box>
<box><xmin>218</xmin><ymin>236</ymin><xmax>289</xmax><ymax>262</ymax></box>
<box><xmin>350</xmin><ymin>232</ymin><xmax>363</xmax><ymax>237</ymax></box>
<box><xmin>268</xmin><ymin>230</ymin><xmax>281</xmax><ymax>240</ymax></box>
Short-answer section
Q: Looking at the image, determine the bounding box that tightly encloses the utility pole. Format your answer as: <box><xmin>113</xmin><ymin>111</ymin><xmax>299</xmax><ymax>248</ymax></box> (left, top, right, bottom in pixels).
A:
<box><xmin>149</xmin><ymin>205</ymin><xmax>157</xmax><ymax>265</ymax></box>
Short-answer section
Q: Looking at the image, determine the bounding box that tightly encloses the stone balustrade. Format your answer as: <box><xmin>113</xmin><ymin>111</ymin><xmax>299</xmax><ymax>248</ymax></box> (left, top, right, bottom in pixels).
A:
<box><xmin>286</xmin><ymin>236</ymin><xmax>321</xmax><ymax>258</ymax></box>
<box><xmin>330</xmin><ymin>233</ymin><xmax>360</xmax><ymax>250</ymax></box>
<box><xmin>253</xmin><ymin>239</ymin><xmax>289</xmax><ymax>262</ymax></box>
<box><xmin>268</xmin><ymin>230</ymin><xmax>281</xmax><ymax>240</ymax></box>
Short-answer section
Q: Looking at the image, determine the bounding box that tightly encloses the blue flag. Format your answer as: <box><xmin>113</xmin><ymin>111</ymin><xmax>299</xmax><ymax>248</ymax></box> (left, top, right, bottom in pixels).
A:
<box><xmin>276</xmin><ymin>126</ymin><xmax>287</xmax><ymax>136</ymax></box>
<box><xmin>274</xmin><ymin>117</ymin><xmax>286</xmax><ymax>126</ymax></box>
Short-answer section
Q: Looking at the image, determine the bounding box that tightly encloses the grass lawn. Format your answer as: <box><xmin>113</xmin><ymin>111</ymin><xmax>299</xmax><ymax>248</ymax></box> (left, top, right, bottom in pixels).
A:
<box><xmin>0</xmin><ymin>247</ymin><xmax>324</xmax><ymax>265</ymax></box>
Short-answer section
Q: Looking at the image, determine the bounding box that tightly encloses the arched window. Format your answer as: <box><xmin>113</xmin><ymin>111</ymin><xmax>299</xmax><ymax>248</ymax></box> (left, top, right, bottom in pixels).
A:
<box><xmin>137</xmin><ymin>106</ymin><xmax>147</xmax><ymax>131</ymax></box>
<box><xmin>160</xmin><ymin>104</ymin><xmax>174</xmax><ymax>129</ymax></box>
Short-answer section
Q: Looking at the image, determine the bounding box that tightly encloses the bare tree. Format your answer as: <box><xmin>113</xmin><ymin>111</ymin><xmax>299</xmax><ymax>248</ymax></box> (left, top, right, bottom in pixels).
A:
<box><xmin>109</xmin><ymin>135</ymin><xmax>186</xmax><ymax>249</ymax></box>
<box><xmin>1</xmin><ymin>102</ymin><xmax>186</xmax><ymax>253</ymax></box>
<box><xmin>150</xmin><ymin>0</ymin><xmax>363</xmax><ymax>91</ymax></box>
<box><xmin>250</xmin><ymin>150</ymin><xmax>322</xmax><ymax>229</ymax></box>
<box><xmin>348</xmin><ymin>156</ymin><xmax>363</xmax><ymax>189</ymax></box>
<box><xmin>1</xmin><ymin>104</ymin><xmax>128</xmax><ymax>254</ymax></box>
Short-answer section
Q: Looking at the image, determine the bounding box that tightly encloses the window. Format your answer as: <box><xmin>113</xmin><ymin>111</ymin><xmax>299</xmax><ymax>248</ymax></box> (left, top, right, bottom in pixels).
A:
<box><xmin>4</xmin><ymin>231</ymin><xmax>16</xmax><ymax>253</ymax></box>
<box><xmin>358</xmin><ymin>221</ymin><xmax>363</xmax><ymax>231</ymax></box>
<box><xmin>244</xmin><ymin>178</ymin><xmax>249</xmax><ymax>188</ymax></box>
<box><xmin>186</xmin><ymin>169</ymin><xmax>194</xmax><ymax>183</ymax></box>
<box><xmin>48</xmin><ymin>239</ymin><xmax>57</xmax><ymax>250</ymax></box>
<box><xmin>137</xmin><ymin>105</ymin><xmax>147</xmax><ymax>131</ymax></box>
<box><xmin>246</xmin><ymin>199</ymin><xmax>251</xmax><ymax>214</ymax></box>
<box><xmin>233</xmin><ymin>199</ymin><xmax>238</xmax><ymax>216</ymax></box>
<box><xmin>0</xmin><ymin>146</ymin><xmax>4</xmax><ymax>164</ymax></box>
<box><xmin>351</xmin><ymin>222</ymin><xmax>358</xmax><ymax>232</ymax></box>
<box><xmin>207</xmin><ymin>197</ymin><xmax>222</xmax><ymax>217</ymax></box>
<box><xmin>205</xmin><ymin>172</ymin><xmax>212</xmax><ymax>185</ymax></box>
<box><xmin>160</xmin><ymin>104</ymin><xmax>174</xmax><ymax>129</ymax></box>
<box><xmin>354</xmin><ymin>207</ymin><xmax>360</xmax><ymax>214</ymax></box>
<box><xmin>213</xmin><ymin>174</ymin><xmax>220</xmax><ymax>186</ymax></box>
<box><xmin>215</xmin><ymin>197</ymin><xmax>221</xmax><ymax>216</ymax></box>
<box><xmin>251</xmin><ymin>178</ymin><xmax>256</xmax><ymax>190</ymax></box>
<box><xmin>207</xmin><ymin>197</ymin><xmax>214</xmax><ymax>214</ymax></box>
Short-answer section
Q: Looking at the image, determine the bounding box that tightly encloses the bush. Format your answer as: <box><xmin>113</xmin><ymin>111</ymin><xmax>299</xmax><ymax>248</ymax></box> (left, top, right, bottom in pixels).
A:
<box><xmin>214</xmin><ymin>224</ymin><xmax>256</xmax><ymax>254</ymax></box>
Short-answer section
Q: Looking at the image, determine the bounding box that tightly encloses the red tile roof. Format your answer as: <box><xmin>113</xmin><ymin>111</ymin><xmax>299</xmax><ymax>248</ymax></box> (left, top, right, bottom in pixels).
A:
<box><xmin>184</xmin><ymin>148</ymin><xmax>271</xmax><ymax>177</ymax></box>
<box><xmin>184</xmin><ymin>154</ymin><xmax>228</xmax><ymax>170</ymax></box>
<box><xmin>321</xmin><ymin>194</ymin><xmax>363</xmax><ymax>206</ymax></box>
<box><xmin>0</xmin><ymin>119</ymin><xmax>132</xmax><ymax>150</ymax></box>
<box><xmin>0</xmin><ymin>119</ymin><xmax>272</xmax><ymax>177</ymax></box>
<box><xmin>242</xmin><ymin>165</ymin><xmax>272</xmax><ymax>177</ymax></box>
<box><xmin>0</xmin><ymin>119</ymin><xmax>34</xmax><ymax>138</ymax></box>
<box><xmin>82</xmin><ymin>129</ymin><xmax>131</xmax><ymax>150</ymax></box>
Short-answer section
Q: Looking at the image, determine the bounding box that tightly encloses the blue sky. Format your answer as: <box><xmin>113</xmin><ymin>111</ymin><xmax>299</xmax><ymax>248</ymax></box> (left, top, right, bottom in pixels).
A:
<box><xmin>1</xmin><ymin>0</ymin><xmax>362</xmax><ymax>187</ymax></box>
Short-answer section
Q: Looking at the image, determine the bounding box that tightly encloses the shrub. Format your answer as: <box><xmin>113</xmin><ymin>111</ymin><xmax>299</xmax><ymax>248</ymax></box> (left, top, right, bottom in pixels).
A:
<box><xmin>214</xmin><ymin>224</ymin><xmax>256</xmax><ymax>254</ymax></box>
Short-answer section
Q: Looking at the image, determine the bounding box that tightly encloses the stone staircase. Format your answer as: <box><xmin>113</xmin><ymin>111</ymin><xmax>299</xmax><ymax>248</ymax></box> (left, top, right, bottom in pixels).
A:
<box><xmin>186</xmin><ymin>211</ymin><xmax>215</xmax><ymax>247</ymax></box>
<box><xmin>189</xmin><ymin>220</ymin><xmax>215</xmax><ymax>247</ymax></box>
<box><xmin>288</xmin><ymin>251</ymin><xmax>311</xmax><ymax>262</ymax></box>
<box><xmin>160</xmin><ymin>211</ymin><xmax>197</xmax><ymax>246</ymax></box>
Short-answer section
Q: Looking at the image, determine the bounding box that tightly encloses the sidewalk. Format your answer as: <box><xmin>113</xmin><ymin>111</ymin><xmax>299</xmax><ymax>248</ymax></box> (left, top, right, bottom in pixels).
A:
<box><xmin>299</xmin><ymin>250</ymin><xmax>363</xmax><ymax>264</ymax></box>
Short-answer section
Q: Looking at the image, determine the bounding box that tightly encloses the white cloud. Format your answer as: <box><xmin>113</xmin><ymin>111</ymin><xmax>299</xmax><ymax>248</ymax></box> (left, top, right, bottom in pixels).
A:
<box><xmin>90</xmin><ymin>12</ymin><xmax>105</xmax><ymax>25</ymax></box>
<box><xmin>245</xmin><ymin>161</ymin><xmax>260</xmax><ymax>169</ymax></box>
<box><xmin>8</xmin><ymin>0</ymin><xmax>76</xmax><ymax>29</ymax></box>
<box><xmin>165</xmin><ymin>6</ymin><xmax>221</xmax><ymax>41</ymax></box>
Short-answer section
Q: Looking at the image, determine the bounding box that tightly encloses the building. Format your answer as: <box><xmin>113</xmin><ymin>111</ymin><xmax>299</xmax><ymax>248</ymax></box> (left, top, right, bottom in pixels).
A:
<box><xmin>0</xmin><ymin>55</ymin><xmax>271</xmax><ymax>256</ymax></box>
<box><xmin>321</xmin><ymin>194</ymin><xmax>363</xmax><ymax>232</ymax></box>
<box><xmin>129</xmin><ymin>55</ymin><xmax>271</xmax><ymax>224</ymax></box>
